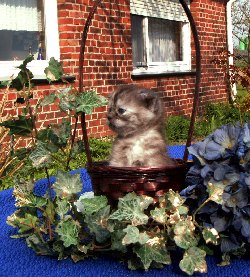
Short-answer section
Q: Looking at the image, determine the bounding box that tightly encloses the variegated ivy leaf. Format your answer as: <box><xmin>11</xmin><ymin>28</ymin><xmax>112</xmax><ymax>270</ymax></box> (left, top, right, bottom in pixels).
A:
<box><xmin>57</xmin><ymin>87</ymin><xmax>76</xmax><ymax>112</ymax></box>
<box><xmin>79</xmin><ymin>195</ymin><xmax>108</xmax><ymax>215</ymax></box>
<box><xmin>56</xmin><ymin>198</ymin><xmax>70</xmax><ymax>219</ymax></box>
<box><xmin>150</xmin><ymin>208</ymin><xmax>168</xmax><ymax>224</ymax></box>
<box><xmin>173</xmin><ymin>219</ymin><xmax>198</xmax><ymax>250</ymax></box>
<box><xmin>139</xmin><ymin>195</ymin><xmax>154</xmax><ymax>210</ymax></box>
<box><xmin>25</xmin><ymin>195</ymin><xmax>47</xmax><ymax>208</ymax></box>
<box><xmin>29</xmin><ymin>141</ymin><xmax>52</xmax><ymax>168</ymax></box>
<box><xmin>44</xmin><ymin>57</ymin><xmax>64</xmax><ymax>82</ymax></box>
<box><xmin>207</xmin><ymin>182</ymin><xmax>224</xmax><ymax>204</ymax></box>
<box><xmin>12</xmin><ymin>179</ymin><xmax>35</xmax><ymax>207</ymax></box>
<box><xmin>55</xmin><ymin>217</ymin><xmax>80</xmax><ymax>248</ymax></box>
<box><xmin>16</xmin><ymin>213</ymin><xmax>39</xmax><ymax>233</ymax></box>
<box><xmin>84</xmin><ymin>206</ymin><xmax>111</xmax><ymax>243</ymax></box>
<box><xmin>179</xmin><ymin>246</ymin><xmax>207</xmax><ymax>275</ymax></box>
<box><xmin>26</xmin><ymin>234</ymin><xmax>55</xmax><ymax>256</ymax></box>
<box><xmin>75</xmin><ymin>90</ymin><xmax>107</xmax><ymax>114</ymax></box>
<box><xmin>202</xmin><ymin>227</ymin><xmax>220</xmax><ymax>245</ymax></box>
<box><xmin>177</xmin><ymin>205</ymin><xmax>189</xmax><ymax>215</ymax></box>
<box><xmin>48</xmin><ymin>120</ymin><xmax>71</xmax><ymax>147</ymax></box>
<box><xmin>134</xmin><ymin>243</ymin><xmax>171</xmax><ymax>270</ymax></box>
<box><xmin>111</xmin><ymin>229</ymin><xmax>127</xmax><ymax>253</ymax></box>
<box><xmin>53</xmin><ymin>171</ymin><xmax>82</xmax><ymax>198</ymax></box>
<box><xmin>122</xmin><ymin>225</ymin><xmax>149</xmax><ymax>245</ymax></box>
<box><xmin>109</xmin><ymin>192</ymin><xmax>149</xmax><ymax>226</ymax></box>
<box><xmin>165</xmin><ymin>189</ymin><xmax>185</xmax><ymax>211</ymax></box>
<box><xmin>39</xmin><ymin>92</ymin><xmax>56</xmax><ymax>107</ymax></box>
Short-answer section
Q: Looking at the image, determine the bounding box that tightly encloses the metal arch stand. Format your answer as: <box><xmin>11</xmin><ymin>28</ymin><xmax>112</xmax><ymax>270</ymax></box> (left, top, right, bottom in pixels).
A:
<box><xmin>78</xmin><ymin>0</ymin><xmax>201</xmax><ymax>165</ymax></box>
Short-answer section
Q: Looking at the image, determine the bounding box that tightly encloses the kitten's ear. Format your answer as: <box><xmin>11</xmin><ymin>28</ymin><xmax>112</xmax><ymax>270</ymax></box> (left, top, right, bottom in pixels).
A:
<box><xmin>139</xmin><ymin>89</ymin><xmax>160</xmax><ymax>112</ymax></box>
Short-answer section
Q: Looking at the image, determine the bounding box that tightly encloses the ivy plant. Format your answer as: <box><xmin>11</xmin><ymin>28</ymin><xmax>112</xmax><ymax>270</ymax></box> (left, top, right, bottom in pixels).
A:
<box><xmin>7</xmin><ymin>182</ymin><xmax>221</xmax><ymax>275</ymax></box>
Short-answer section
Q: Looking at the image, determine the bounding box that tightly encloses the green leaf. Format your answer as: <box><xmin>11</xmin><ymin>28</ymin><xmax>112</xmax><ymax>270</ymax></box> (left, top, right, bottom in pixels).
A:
<box><xmin>18</xmin><ymin>55</ymin><xmax>34</xmax><ymax>70</ymax></box>
<box><xmin>179</xmin><ymin>246</ymin><xmax>207</xmax><ymax>275</ymax></box>
<box><xmin>47</xmin><ymin>120</ymin><xmax>71</xmax><ymax>147</ymax></box>
<box><xmin>80</xmin><ymin>195</ymin><xmax>108</xmax><ymax>215</ymax></box>
<box><xmin>17</xmin><ymin>213</ymin><xmax>39</xmax><ymax>233</ymax></box>
<box><xmin>11</xmin><ymin>56</ymin><xmax>34</xmax><ymax>90</ymax></box>
<box><xmin>26</xmin><ymin>234</ymin><xmax>55</xmax><ymax>256</ymax></box>
<box><xmin>26</xmin><ymin>195</ymin><xmax>47</xmax><ymax>208</ymax></box>
<box><xmin>53</xmin><ymin>241</ymin><xmax>67</xmax><ymax>260</ymax></box>
<box><xmin>53</xmin><ymin>171</ymin><xmax>82</xmax><ymax>198</ymax></box>
<box><xmin>150</xmin><ymin>208</ymin><xmax>168</xmax><ymax>224</ymax></box>
<box><xmin>84</xmin><ymin>206</ymin><xmax>111</xmax><ymax>243</ymax></box>
<box><xmin>207</xmin><ymin>182</ymin><xmax>224</xmax><ymax>204</ymax></box>
<box><xmin>57</xmin><ymin>87</ymin><xmax>76</xmax><ymax>112</ymax></box>
<box><xmin>111</xmin><ymin>229</ymin><xmax>127</xmax><ymax>252</ymax></box>
<box><xmin>44</xmin><ymin>57</ymin><xmax>64</xmax><ymax>82</ymax></box>
<box><xmin>202</xmin><ymin>227</ymin><xmax>220</xmax><ymax>245</ymax></box>
<box><xmin>56</xmin><ymin>198</ymin><xmax>70</xmax><ymax>219</ymax></box>
<box><xmin>75</xmin><ymin>90</ymin><xmax>107</xmax><ymax>114</ymax></box>
<box><xmin>122</xmin><ymin>225</ymin><xmax>149</xmax><ymax>245</ymax></box>
<box><xmin>55</xmin><ymin>217</ymin><xmax>80</xmax><ymax>247</ymax></box>
<box><xmin>29</xmin><ymin>141</ymin><xmax>52</xmax><ymax>168</ymax></box>
<box><xmin>109</xmin><ymin>192</ymin><xmax>151</xmax><ymax>226</ymax></box>
<box><xmin>165</xmin><ymin>189</ymin><xmax>185</xmax><ymax>211</ymax></box>
<box><xmin>0</xmin><ymin>116</ymin><xmax>33</xmax><ymax>136</ymax></box>
<box><xmin>134</xmin><ymin>244</ymin><xmax>171</xmax><ymax>270</ymax></box>
<box><xmin>173</xmin><ymin>219</ymin><xmax>198</xmax><ymax>249</ymax></box>
<box><xmin>39</xmin><ymin>92</ymin><xmax>57</xmax><ymax>106</ymax></box>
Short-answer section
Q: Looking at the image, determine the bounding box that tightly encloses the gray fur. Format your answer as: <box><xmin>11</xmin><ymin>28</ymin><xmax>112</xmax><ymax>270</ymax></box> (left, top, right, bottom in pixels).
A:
<box><xmin>107</xmin><ymin>84</ymin><xmax>175</xmax><ymax>167</ymax></box>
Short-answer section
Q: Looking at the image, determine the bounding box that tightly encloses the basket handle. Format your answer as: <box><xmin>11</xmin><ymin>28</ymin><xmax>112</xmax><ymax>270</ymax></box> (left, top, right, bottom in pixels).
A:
<box><xmin>79</xmin><ymin>0</ymin><xmax>201</xmax><ymax>165</ymax></box>
<box><xmin>78</xmin><ymin>0</ymin><xmax>102</xmax><ymax>167</ymax></box>
<box><xmin>179</xmin><ymin>0</ymin><xmax>201</xmax><ymax>162</ymax></box>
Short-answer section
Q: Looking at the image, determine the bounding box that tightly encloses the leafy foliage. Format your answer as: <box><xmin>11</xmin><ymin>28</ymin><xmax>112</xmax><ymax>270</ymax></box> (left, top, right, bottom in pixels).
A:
<box><xmin>8</xmin><ymin>185</ymin><xmax>215</xmax><ymax>275</ymax></box>
<box><xmin>0</xmin><ymin>56</ymin><xmax>108</xmax><ymax>190</ymax></box>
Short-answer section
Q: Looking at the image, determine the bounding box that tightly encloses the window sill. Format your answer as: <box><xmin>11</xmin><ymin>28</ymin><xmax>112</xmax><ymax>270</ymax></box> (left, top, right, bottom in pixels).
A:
<box><xmin>31</xmin><ymin>75</ymin><xmax>76</xmax><ymax>85</ymax></box>
<box><xmin>131</xmin><ymin>70</ymin><xmax>196</xmax><ymax>79</ymax></box>
<box><xmin>0</xmin><ymin>75</ymin><xmax>75</xmax><ymax>88</ymax></box>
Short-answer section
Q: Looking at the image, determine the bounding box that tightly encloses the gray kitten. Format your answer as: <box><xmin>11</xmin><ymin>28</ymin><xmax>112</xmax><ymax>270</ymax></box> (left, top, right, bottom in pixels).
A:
<box><xmin>107</xmin><ymin>84</ymin><xmax>175</xmax><ymax>167</ymax></box>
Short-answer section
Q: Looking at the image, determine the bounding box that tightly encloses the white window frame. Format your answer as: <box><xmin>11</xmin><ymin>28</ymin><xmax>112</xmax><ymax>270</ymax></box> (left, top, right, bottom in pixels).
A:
<box><xmin>131</xmin><ymin>0</ymin><xmax>191</xmax><ymax>75</ymax></box>
<box><xmin>0</xmin><ymin>0</ymin><xmax>60</xmax><ymax>81</ymax></box>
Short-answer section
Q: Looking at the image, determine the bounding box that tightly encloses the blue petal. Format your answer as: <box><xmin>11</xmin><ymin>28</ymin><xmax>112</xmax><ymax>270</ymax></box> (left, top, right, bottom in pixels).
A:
<box><xmin>213</xmin><ymin>126</ymin><xmax>230</xmax><ymax>146</ymax></box>
<box><xmin>200</xmin><ymin>164</ymin><xmax>213</xmax><ymax>178</ymax></box>
<box><xmin>203</xmin><ymin>140</ymin><xmax>223</xmax><ymax>160</ymax></box>
<box><xmin>242</xmin><ymin>123</ymin><xmax>250</xmax><ymax>148</ymax></box>
<box><xmin>188</xmin><ymin>142</ymin><xmax>207</xmax><ymax>165</ymax></box>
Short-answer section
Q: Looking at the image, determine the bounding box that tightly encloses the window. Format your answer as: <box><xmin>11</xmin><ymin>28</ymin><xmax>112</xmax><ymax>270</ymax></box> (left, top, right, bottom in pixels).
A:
<box><xmin>130</xmin><ymin>0</ymin><xmax>191</xmax><ymax>75</ymax></box>
<box><xmin>0</xmin><ymin>0</ymin><xmax>60</xmax><ymax>81</ymax></box>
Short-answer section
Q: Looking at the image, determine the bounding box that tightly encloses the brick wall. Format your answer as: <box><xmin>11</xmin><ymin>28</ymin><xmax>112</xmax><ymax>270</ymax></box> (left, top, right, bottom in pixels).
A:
<box><xmin>1</xmin><ymin>0</ymin><xmax>229</xmax><ymax>141</ymax></box>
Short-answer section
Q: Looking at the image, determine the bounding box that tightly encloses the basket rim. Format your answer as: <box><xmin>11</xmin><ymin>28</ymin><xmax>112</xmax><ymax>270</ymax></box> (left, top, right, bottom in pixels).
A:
<box><xmin>87</xmin><ymin>159</ymin><xmax>192</xmax><ymax>173</ymax></box>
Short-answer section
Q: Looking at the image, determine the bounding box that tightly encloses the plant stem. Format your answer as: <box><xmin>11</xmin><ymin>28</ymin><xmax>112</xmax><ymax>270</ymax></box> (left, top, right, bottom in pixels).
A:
<box><xmin>193</xmin><ymin>198</ymin><xmax>211</xmax><ymax>223</ymax></box>
<box><xmin>45</xmin><ymin>167</ymin><xmax>53</xmax><ymax>200</ymax></box>
<box><xmin>66</xmin><ymin>115</ymin><xmax>79</xmax><ymax>171</ymax></box>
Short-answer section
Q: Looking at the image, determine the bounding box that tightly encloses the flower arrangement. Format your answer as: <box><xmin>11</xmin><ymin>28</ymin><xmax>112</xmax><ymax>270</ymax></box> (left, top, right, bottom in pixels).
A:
<box><xmin>184</xmin><ymin>123</ymin><xmax>250</xmax><ymax>263</ymax></box>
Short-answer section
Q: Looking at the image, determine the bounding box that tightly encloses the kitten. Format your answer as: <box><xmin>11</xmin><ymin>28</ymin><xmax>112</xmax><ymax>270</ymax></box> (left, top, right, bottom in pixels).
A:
<box><xmin>106</xmin><ymin>84</ymin><xmax>175</xmax><ymax>167</ymax></box>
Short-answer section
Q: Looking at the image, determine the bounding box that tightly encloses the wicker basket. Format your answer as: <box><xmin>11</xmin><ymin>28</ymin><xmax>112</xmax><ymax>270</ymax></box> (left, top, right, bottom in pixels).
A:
<box><xmin>87</xmin><ymin>160</ymin><xmax>191</xmax><ymax>206</ymax></box>
<box><xmin>79</xmin><ymin>0</ymin><xmax>201</xmax><ymax>207</ymax></box>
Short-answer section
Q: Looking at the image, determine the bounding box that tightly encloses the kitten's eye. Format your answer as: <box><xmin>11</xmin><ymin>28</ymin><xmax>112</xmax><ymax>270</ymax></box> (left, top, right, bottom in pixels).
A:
<box><xmin>118</xmin><ymin>108</ymin><xmax>126</xmax><ymax>115</ymax></box>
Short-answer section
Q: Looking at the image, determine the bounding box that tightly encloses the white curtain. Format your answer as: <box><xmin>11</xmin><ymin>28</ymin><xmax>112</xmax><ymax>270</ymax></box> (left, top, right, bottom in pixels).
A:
<box><xmin>148</xmin><ymin>18</ymin><xmax>180</xmax><ymax>62</ymax></box>
<box><xmin>0</xmin><ymin>0</ymin><xmax>42</xmax><ymax>31</ymax></box>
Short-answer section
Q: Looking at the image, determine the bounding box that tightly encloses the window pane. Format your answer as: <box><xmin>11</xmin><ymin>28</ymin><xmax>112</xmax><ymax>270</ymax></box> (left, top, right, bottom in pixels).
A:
<box><xmin>131</xmin><ymin>15</ymin><xmax>146</xmax><ymax>67</ymax></box>
<box><xmin>0</xmin><ymin>0</ymin><xmax>45</xmax><ymax>61</ymax></box>
<box><xmin>148</xmin><ymin>17</ymin><xmax>182</xmax><ymax>63</ymax></box>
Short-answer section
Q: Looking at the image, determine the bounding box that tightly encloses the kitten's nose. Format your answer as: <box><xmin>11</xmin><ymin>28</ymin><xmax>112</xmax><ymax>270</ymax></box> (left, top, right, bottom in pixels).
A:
<box><xmin>107</xmin><ymin>114</ymin><xmax>112</xmax><ymax>121</ymax></box>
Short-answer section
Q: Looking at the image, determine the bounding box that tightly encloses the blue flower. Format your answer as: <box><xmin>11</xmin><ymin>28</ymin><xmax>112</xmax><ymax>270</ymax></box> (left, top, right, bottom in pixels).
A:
<box><xmin>242</xmin><ymin>123</ymin><xmax>250</xmax><ymax>148</ymax></box>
